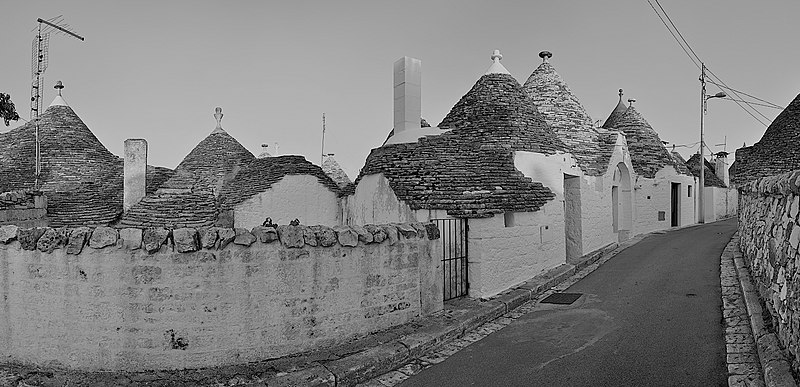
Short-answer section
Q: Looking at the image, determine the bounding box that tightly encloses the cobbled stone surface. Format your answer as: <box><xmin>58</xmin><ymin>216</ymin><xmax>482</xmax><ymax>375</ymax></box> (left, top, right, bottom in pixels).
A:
<box><xmin>721</xmin><ymin>236</ymin><xmax>766</xmax><ymax>386</ymax></box>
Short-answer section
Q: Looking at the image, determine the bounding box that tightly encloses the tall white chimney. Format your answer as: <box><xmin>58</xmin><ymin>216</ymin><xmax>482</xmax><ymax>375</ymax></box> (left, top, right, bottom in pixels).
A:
<box><xmin>393</xmin><ymin>56</ymin><xmax>422</xmax><ymax>135</ymax></box>
<box><xmin>124</xmin><ymin>139</ymin><xmax>147</xmax><ymax>211</ymax></box>
<box><xmin>715</xmin><ymin>151</ymin><xmax>730</xmax><ymax>186</ymax></box>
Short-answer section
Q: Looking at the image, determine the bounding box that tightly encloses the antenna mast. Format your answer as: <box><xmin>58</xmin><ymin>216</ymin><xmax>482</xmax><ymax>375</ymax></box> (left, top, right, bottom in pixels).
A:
<box><xmin>30</xmin><ymin>16</ymin><xmax>83</xmax><ymax>189</ymax></box>
<box><xmin>31</xmin><ymin>16</ymin><xmax>84</xmax><ymax>119</ymax></box>
<box><xmin>321</xmin><ymin>113</ymin><xmax>326</xmax><ymax>165</ymax></box>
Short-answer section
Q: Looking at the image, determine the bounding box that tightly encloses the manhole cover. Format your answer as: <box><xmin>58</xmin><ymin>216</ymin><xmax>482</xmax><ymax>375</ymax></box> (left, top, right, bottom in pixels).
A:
<box><xmin>540</xmin><ymin>292</ymin><xmax>583</xmax><ymax>305</ymax></box>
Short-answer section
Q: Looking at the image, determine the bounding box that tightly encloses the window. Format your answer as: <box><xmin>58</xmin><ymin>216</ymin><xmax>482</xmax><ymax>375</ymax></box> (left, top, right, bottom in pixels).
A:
<box><xmin>504</xmin><ymin>212</ymin><xmax>515</xmax><ymax>227</ymax></box>
<box><xmin>658</xmin><ymin>211</ymin><xmax>666</xmax><ymax>221</ymax></box>
<box><xmin>688</xmin><ymin>185</ymin><xmax>692</xmax><ymax>197</ymax></box>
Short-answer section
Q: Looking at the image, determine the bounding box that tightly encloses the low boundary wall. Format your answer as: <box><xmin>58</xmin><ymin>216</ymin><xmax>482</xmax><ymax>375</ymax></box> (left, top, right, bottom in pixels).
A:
<box><xmin>0</xmin><ymin>222</ymin><xmax>441</xmax><ymax>371</ymax></box>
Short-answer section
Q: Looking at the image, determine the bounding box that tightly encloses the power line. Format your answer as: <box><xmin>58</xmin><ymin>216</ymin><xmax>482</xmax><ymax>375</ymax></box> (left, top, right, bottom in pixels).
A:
<box><xmin>705</xmin><ymin>79</ymin><xmax>783</xmax><ymax>109</ymax></box>
<box><xmin>646</xmin><ymin>0</ymin><xmax>700</xmax><ymax>70</ymax></box>
<box><xmin>645</xmin><ymin>0</ymin><xmax>775</xmax><ymax>127</ymax></box>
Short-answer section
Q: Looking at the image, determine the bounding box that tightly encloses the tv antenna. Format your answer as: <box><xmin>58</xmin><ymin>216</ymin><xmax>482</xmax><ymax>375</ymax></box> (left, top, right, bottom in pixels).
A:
<box><xmin>30</xmin><ymin>16</ymin><xmax>83</xmax><ymax>189</ymax></box>
<box><xmin>320</xmin><ymin>113</ymin><xmax>326</xmax><ymax>165</ymax></box>
<box><xmin>30</xmin><ymin>16</ymin><xmax>84</xmax><ymax>119</ymax></box>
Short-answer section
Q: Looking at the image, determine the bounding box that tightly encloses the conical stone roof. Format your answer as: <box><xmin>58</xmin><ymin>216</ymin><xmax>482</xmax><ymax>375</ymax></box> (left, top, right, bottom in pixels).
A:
<box><xmin>522</xmin><ymin>54</ymin><xmax>615</xmax><ymax>175</ymax></box>
<box><xmin>731</xmin><ymin>93</ymin><xmax>800</xmax><ymax>185</ymax></box>
<box><xmin>686</xmin><ymin>153</ymin><xmax>726</xmax><ymax>187</ymax></box>
<box><xmin>613</xmin><ymin>105</ymin><xmax>692</xmax><ymax>179</ymax></box>
<box><xmin>0</xmin><ymin>102</ymin><xmax>128</xmax><ymax>226</ymax></box>
<box><xmin>0</xmin><ymin>104</ymin><xmax>121</xmax><ymax>193</ymax></box>
<box><xmin>321</xmin><ymin>155</ymin><xmax>353</xmax><ymax>190</ymax></box>
<box><xmin>357</xmin><ymin>71</ymin><xmax>566</xmax><ymax>218</ymax></box>
<box><xmin>603</xmin><ymin>89</ymin><xmax>628</xmax><ymax>129</ymax></box>
<box><xmin>121</xmin><ymin>109</ymin><xmax>254</xmax><ymax>228</ymax></box>
<box><xmin>168</xmin><ymin>129</ymin><xmax>255</xmax><ymax>196</ymax></box>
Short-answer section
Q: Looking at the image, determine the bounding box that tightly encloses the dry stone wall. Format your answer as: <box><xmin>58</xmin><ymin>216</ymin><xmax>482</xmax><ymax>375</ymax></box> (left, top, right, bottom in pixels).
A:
<box><xmin>0</xmin><ymin>190</ymin><xmax>47</xmax><ymax>227</ymax></box>
<box><xmin>0</xmin><ymin>221</ymin><xmax>441</xmax><ymax>371</ymax></box>
<box><xmin>738</xmin><ymin>169</ymin><xmax>800</xmax><ymax>373</ymax></box>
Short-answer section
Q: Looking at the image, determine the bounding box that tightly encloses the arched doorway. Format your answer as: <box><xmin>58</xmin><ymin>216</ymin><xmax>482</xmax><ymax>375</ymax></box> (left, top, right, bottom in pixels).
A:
<box><xmin>612</xmin><ymin>163</ymin><xmax>633</xmax><ymax>242</ymax></box>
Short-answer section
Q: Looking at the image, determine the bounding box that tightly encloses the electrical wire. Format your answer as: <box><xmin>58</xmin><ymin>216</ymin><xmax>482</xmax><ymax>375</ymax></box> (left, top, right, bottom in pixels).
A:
<box><xmin>706</xmin><ymin>80</ymin><xmax>783</xmax><ymax>109</ymax></box>
<box><xmin>646</xmin><ymin>0</ymin><xmax>775</xmax><ymax>127</ymax></box>
<box><xmin>646</xmin><ymin>0</ymin><xmax>700</xmax><ymax>70</ymax></box>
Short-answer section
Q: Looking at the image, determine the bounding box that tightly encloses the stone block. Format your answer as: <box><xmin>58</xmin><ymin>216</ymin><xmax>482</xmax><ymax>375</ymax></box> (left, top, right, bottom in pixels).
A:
<box><xmin>66</xmin><ymin>227</ymin><xmax>90</xmax><ymax>255</ymax></box>
<box><xmin>18</xmin><ymin>227</ymin><xmax>46</xmax><ymax>250</ymax></box>
<box><xmin>364</xmin><ymin>224</ymin><xmax>387</xmax><ymax>243</ymax></box>
<box><xmin>382</xmin><ymin>224</ymin><xmax>399</xmax><ymax>245</ymax></box>
<box><xmin>173</xmin><ymin>228</ymin><xmax>199</xmax><ymax>253</ymax></box>
<box><xmin>325</xmin><ymin>342</ymin><xmax>410</xmax><ymax>387</ymax></box>
<box><xmin>233</xmin><ymin>228</ymin><xmax>256</xmax><ymax>246</ymax></box>
<box><xmin>424</xmin><ymin>222</ymin><xmax>440</xmax><ymax>240</ymax></box>
<box><xmin>119</xmin><ymin>228</ymin><xmax>143</xmax><ymax>250</ymax></box>
<box><xmin>0</xmin><ymin>224</ymin><xmax>18</xmax><ymax>244</ymax></box>
<box><xmin>143</xmin><ymin>227</ymin><xmax>170</xmax><ymax>254</ymax></box>
<box><xmin>217</xmin><ymin>228</ymin><xmax>236</xmax><ymax>249</ymax></box>
<box><xmin>302</xmin><ymin>226</ymin><xmax>318</xmax><ymax>247</ymax></box>
<box><xmin>251</xmin><ymin>225</ymin><xmax>278</xmax><ymax>243</ymax></box>
<box><xmin>311</xmin><ymin>225</ymin><xmax>337</xmax><ymax>247</ymax></box>
<box><xmin>36</xmin><ymin>228</ymin><xmax>66</xmax><ymax>253</ymax></box>
<box><xmin>411</xmin><ymin>222</ymin><xmax>428</xmax><ymax>239</ymax></box>
<box><xmin>277</xmin><ymin>224</ymin><xmax>305</xmax><ymax>248</ymax></box>
<box><xmin>395</xmin><ymin>224</ymin><xmax>418</xmax><ymax>239</ymax></box>
<box><xmin>334</xmin><ymin>226</ymin><xmax>358</xmax><ymax>247</ymax></box>
<box><xmin>89</xmin><ymin>227</ymin><xmax>119</xmax><ymax>249</ymax></box>
<box><xmin>199</xmin><ymin>227</ymin><xmax>218</xmax><ymax>249</ymax></box>
<box><xmin>351</xmin><ymin>224</ymin><xmax>374</xmax><ymax>244</ymax></box>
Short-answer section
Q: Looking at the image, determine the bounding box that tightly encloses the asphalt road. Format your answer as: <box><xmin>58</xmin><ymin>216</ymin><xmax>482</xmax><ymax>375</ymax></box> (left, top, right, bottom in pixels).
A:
<box><xmin>400</xmin><ymin>218</ymin><xmax>738</xmax><ymax>387</ymax></box>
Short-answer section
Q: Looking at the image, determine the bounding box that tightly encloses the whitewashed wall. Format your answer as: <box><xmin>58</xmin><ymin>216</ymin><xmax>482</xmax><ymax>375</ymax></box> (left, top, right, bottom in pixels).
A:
<box><xmin>632</xmin><ymin>166</ymin><xmax>697</xmax><ymax>235</ymax></box>
<box><xmin>347</xmin><ymin>174</ymin><xmax>417</xmax><ymax>225</ymax></box>
<box><xmin>233</xmin><ymin>175</ymin><xmax>340</xmax><ymax>228</ymax></box>
<box><xmin>467</xmin><ymin>202</ymin><xmax>565</xmax><ymax>298</ymax></box>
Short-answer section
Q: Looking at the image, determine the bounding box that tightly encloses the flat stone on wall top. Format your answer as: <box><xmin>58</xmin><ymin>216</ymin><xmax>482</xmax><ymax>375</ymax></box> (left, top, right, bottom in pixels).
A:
<box><xmin>0</xmin><ymin>222</ymin><xmax>438</xmax><ymax>254</ymax></box>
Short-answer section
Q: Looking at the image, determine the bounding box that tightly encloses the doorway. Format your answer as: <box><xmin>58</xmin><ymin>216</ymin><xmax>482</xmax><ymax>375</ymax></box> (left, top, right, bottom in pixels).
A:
<box><xmin>564</xmin><ymin>174</ymin><xmax>582</xmax><ymax>263</ymax></box>
<box><xmin>671</xmin><ymin>182</ymin><xmax>680</xmax><ymax>227</ymax></box>
<box><xmin>612</xmin><ymin>163</ymin><xmax>633</xmax><ymax>242</ymax></box>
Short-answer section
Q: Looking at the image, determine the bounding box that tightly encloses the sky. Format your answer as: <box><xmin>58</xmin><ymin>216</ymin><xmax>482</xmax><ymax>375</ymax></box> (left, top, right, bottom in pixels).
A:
<box><xmin>1</xmin><ymin>0</ymin><xmax>798</xmax><ymax>179</ymax></box>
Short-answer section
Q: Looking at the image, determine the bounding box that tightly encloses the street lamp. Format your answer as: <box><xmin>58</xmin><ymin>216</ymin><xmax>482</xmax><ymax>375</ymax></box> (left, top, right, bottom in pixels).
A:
<box><xmin>698</xmin><ymin>62</ymin><xmax>726</xmax><ymax>224</ymax></box>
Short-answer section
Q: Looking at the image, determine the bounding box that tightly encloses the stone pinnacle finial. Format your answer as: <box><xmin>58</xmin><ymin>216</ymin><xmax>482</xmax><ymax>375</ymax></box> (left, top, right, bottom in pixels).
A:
<box><xmin>618</xmin><ymin>89</ymin><xmax>623</xmax><ymax>98</ymax></box>
<box><xmin>54</xmin><ymin>81</ymin><xmax>64</xmax><ymax>96</ymax></box>
<box><xmin>628</xmin><ymin>98</ymin><xmax>636</xmax><ymax>107</ymax></box>
<box><xmin>539</xmin><ymin>51</ymin><xmax>552</xmax><ymax>63</ymax></box>
<box><xmin>485</xmin><ymin>49</ymin><xmax>511</xmax><ymax>75</ymax></box>
<box><xmin>214</xmin><ymin>107</ymin><xmax>223</xmax><ymax>130</ymax></box>
<box><xmin>491</xmin><ymin>49</ymin><xmax>503</xmax><ymax>62</ymax></box>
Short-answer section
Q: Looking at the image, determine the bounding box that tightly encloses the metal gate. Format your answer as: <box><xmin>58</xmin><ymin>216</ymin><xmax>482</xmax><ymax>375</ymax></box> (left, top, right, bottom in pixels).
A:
<box><xmin>435</xmin><ymin>218</ymin><xmax>469</xmax><ymax>300</ymax></box>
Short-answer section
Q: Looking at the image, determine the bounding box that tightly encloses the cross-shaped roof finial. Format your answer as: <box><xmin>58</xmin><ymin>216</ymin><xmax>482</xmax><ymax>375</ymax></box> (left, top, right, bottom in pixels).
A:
<box><xmin>539</xmin><ymin>51</ymin><xmax>553</xmax><ymax>63</ymax></box>
<box><xmin>212</xmin><ymin>107</ymin><xmax>225</xmax><ymax>133</ymax></box>
<box><xmin>54</xmin><ymin>81</ymin><xmax>64</xmax><ymax>96</ymax></box>
<box><xmin>627</xmin><ymin>98</ymin><xmax>636</xmax><ymax>107</ymax></box>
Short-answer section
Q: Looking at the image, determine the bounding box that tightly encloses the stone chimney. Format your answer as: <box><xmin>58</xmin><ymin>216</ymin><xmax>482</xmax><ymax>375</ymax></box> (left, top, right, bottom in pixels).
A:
<box><xmin>715</xmin><ymin>151</ymin><xmax>730</xmax><ymax>186</ymax></box>
<box><xmin>393</xmin><ymin>56</ymin><xmax>422</xmax><ymax>135</ymax></box>
<box><xmin>124</xmin><ymin>139</ymin><xmax>147</xmax><ymax>211</ymax></box>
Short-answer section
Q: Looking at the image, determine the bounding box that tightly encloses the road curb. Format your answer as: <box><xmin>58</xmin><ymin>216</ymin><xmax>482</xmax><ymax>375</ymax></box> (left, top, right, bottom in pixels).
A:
<box><xmin>727</xmin><ymin>233</ymin><xmax>798</xmax><ymax>387</ymax></box>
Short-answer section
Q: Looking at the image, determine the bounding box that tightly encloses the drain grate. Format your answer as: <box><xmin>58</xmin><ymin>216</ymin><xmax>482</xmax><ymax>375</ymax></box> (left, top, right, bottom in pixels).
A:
<box><xmin>540</xmin><ymin>292</ymin><xmax>583</xmax><ymax>305</ymax></box>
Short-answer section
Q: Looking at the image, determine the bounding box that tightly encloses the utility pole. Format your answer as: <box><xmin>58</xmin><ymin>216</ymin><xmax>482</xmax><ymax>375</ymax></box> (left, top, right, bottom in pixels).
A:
<box><xmin>699</xmin><ymin>63</ymin><xmax>706</xmax><ymax>224</ymax></box>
